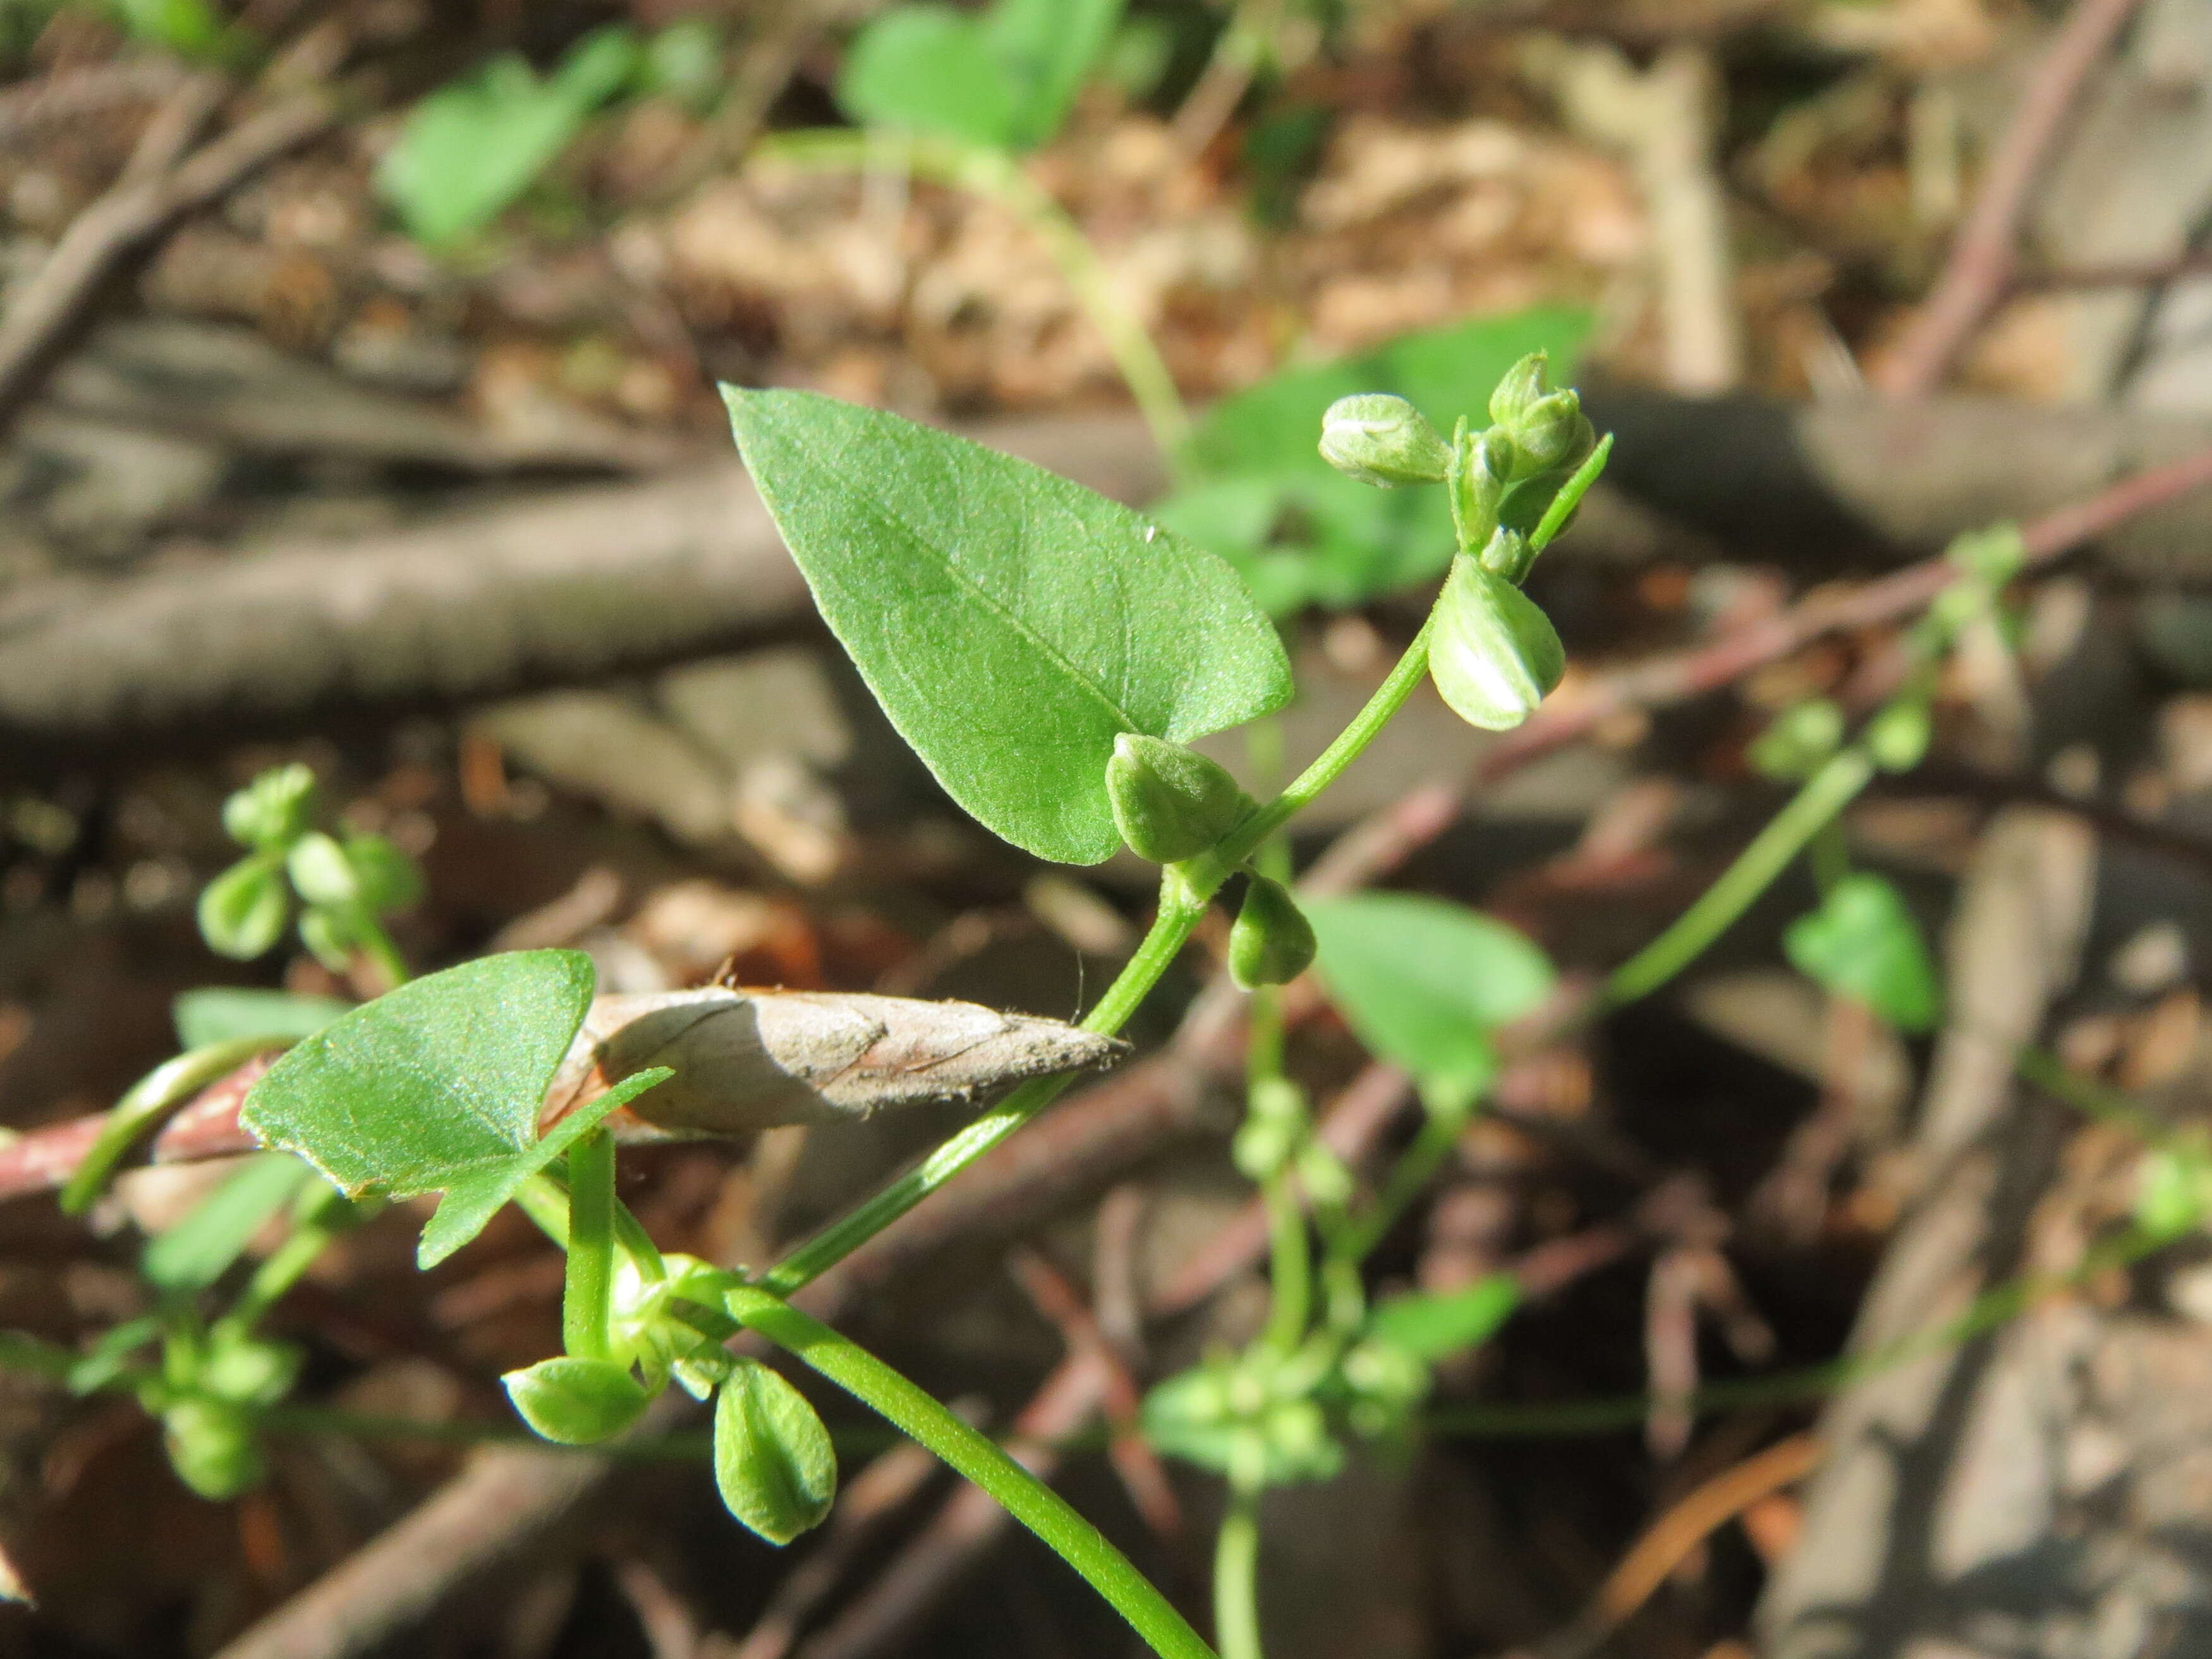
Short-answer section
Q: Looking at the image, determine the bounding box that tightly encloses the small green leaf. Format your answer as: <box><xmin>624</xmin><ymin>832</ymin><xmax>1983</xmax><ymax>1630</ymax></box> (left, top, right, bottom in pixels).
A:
<box><xmin>344</xmin><ymin>834</ymin><xmax>424</xmax><ymax>914</ymax></box>
<box><xmin>504</xmin><ymin>1356</ymin><xmax>651</xmax><ymax>1445</ymax></box>
<box><xmin>1783</xmin><ymin>873</ymin><xmax>1944</xmax><ymax>1033</ymax></box>
<box><xmin>1306</xmin><ymin>895</ymin><xmax>1553</xmax><ymax>1098</ymax></box>
<box><xmin>376</xmin><ymin>27</ymin><xmax>638</xmax><ymax>247</ymax></box>
<box><xmin>222</xmin><ymin>764</ymin><xmax>317</xmax><ymax>851</ymax></box>
<box><xmin>162</xmin><ymin>1399</ymin><xmax>263</xmax><ymax>1499</ymax></box>
<box><xmin>240</xmin><ymin>952</ymin><xmax>667</xmax><ymax>1267</ymax></box>
<box><xmin>297</xmin><ymin>905</ymin><xmax>358</xmax><ymax>973</ymax></box>
<box><xmin>714</xmin><ymin>1358</ymin><xmax>837</xmax><ymax>1545</ymax></box>
<box><xmin>287</xmin><ymin>832</ymin><xmax>358</xmax><ymax>908</ymax></box>
<box><xmin>174</xmin><ymin>988</ymin><xmax>352</xmax><ymax>1050</ymax></box>
<box><xmin>142</xmin><ymin>1155</ymin><xmax>311</xmax><ymax>1294</ymax></box>
<box><xmin>837</xmin><ymin>7</ymin><xmax>1017</xmax><ymax>149</ymax></box>
<box><xmin>1364</xmin><ymin>1275</ymin><xmax>1520</xmax><ymax>1362</ymax></box>
<box><xmin>981</xmin><ymin>0</ymin><xmax>1124</xmax><ymax>149</ymax></box>
<box><xmin>2137</xmin><ymin>1141</ymin><xmax>2212</xmax><ymax>1241</ymax></box>
<box><xmin>726</xmin><ymin>389</ymin><xmax>1291</xmax><ymax>863</ymax></box>
<box><xmin>199</xmin><ymin>857</ymin><xmax>288</xmax><ymax>961</ymax></box>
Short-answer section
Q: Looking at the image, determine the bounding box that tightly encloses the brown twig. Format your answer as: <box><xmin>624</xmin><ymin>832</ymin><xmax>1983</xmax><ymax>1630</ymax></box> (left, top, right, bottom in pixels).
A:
<box><xmin>1545</xmin><ymin>1433</ymin><xmax>1825</xmax><ymax>1659</ymax></box>
<box><xmin>0</xmin><ymin>82</ymin><xmax>339</xmax><ymax>436</ymax></box>
<box><xmin>1872</xmin><ymin>0</ymin><xmax>2147</xmax><ymax>399</ymax></box>
<box><xmin>2013</xmin><ymin>248</ymin><xmax>2212</xmax><ymax>292</ymax></box>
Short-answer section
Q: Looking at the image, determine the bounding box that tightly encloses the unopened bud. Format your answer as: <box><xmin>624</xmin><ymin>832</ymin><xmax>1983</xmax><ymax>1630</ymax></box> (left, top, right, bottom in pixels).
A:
<box><xmin>714</xmin><ymin>1358</ymin><xmax>837</xmax><ymax>1546</ymax></box>
<box><xmin>1749</xmin><ymin>698</ymin><xmax>1844</xmax><ymax>782</ymax></box>
<box><xmin>163</xmin><ymin>1399</ymin><xmax>264</xmax><ymax>1499</ymax></box>
<box><xmin>1428</xmin><ymin>557</ymin><xmax>1564</xmax><ymax>732</ymax></box>
<box><xmin>1488</xmin><ymin>353</ymin><xmax>1553</xmax><ymax>430</ymax></box>
<box><xmin>222</xmin><ymin>764</ymin><xmax>317</xmax><ymax>851</ymax></box>
<box><xmin>504</xmin><ymin>1356</ymin><xmax>651</xmax><ymax>1445</ymax></box>
<box><xmin>1229</xmin><ymin>876</ymin><xmax>1317</xmax><ymax>989</ymax></box>
<box><xmin>1318</xmin><ymin>394</ymin><xmax>1452</xmax><ymax>487</ymax></box>
<box><xmin>1864</xmin><ymin>700</ymin><xmax>1931</xmax><ymax>773</ymax></box>
<box><xmin>1106</xmin><ymin>734</ymin><xmax>1249</xmax><ymax>863</ymax></box>
<box><xmin>1510</xmin><ymin>394</ymin><xmax>1595</xmax><ymax>477</ymax></box>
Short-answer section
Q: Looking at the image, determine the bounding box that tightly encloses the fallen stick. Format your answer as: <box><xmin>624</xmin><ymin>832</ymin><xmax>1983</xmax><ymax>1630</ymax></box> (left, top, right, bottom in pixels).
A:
<box><xmin>0</xmin><ymin>84</ymin><xmax>339</xmax><ymax>437</ymax></box>
<box><xmin>8</xmin><ymin>392</ymin><xmax>2212</xmax><ymax>748</ymax></box>
<box><xmin>1871</xmin><ymin>0</ymin><xmax>2149</xmax><ymax>399</ymax></box>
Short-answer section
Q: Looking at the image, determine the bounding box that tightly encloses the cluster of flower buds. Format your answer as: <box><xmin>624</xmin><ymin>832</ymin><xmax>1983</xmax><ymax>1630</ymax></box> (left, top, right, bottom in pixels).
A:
<box><xmin>1315</xmin><ymin>353</ymin><xmax>1607</xmax><ymax>738</ymax></box>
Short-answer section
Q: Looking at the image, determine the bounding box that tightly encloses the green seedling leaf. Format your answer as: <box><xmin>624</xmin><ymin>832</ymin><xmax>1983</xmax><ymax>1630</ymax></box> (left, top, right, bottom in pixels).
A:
<box><xmin>116</xmin><ymin>0</ymin><xmax>231</xmax><ymax>59</ymax></box>
<box><xmin>142</xmin><ymin>1155</ymin><xmax>311</xmax><ymax>1295</ymax></box>
<box><xmin>222</xmin><ymin>764</ymin><xmax>316</xmax><ymax>850</ymax></box>
<box><xmin>286</xmin><ymin>832</ymin><xmax>357</xmax><ymax>907</ymax></box>
<box><xmin>1364</xmin><ymin>1274</ymin><xmax>1520</xmax><ymax>1363</ymax></box>
<box><xmin>174</xmin><ymin>988</ymin><xmax>352</xmax><ymax>1050</ymax></box>
<box><xmin>2137</xmin><ymin>1140</ymin><xmax>2212</xmax><ymax>1241</ymax></box>
<box><xmin>838</xmin><ymin>0</ymin><xmax>1122</xmax><ymax>152</ymax></box>
<box><xmin>714</xmin><ymin>1358</ymin><xmax>838</xmax><ymax>1545</ymax></box>
<box><xmin>504</xmin><ymin>1356</ymin><xmax>652</xmax><ymax>1445</ymax></box>
<box><xmin>344</xmin><ymin>834</ymin><xmax>424</xmax><ymax>914</ymax></box>
<box><xmin>377</xmin><ymin>26</ymin><xmax>638</xmax><ymax>247</ymax></box>
<box><xmin>162</xmin><ymin>1398</ymin><xmax>263</xmax><ymax>1499</ymax></box>
<box><xmin>239</xmin><ymin>950</ymin><xmax>671</xmax><ymax>1267</ymax></box>
<box><xmin>726</xmin><ymin>389</ymin><xmax>1291</xmax><ymax>863</ymax></box>
<box><xmin>1306</xmin><ymin>894</ymin><xmax>1553</xmax><ymax>1101</ymax></box>
<box><xmin>199</xmin><ymin>856</ymin><xmax>288</xmax><ymax>961</ymax></box>
<box><xmin>66</xmin><ymin>1316</ymin><xmax>162</xmax><ymax>1395</ymax></box>
<box><xmin>982</xmin><ymin>0</ymin><xmax>1124</xmax><ymax>149</ymax></box>
<box><xmin>1783</xmin><ymin>873</ymin><xmax>1944</xmax><ymax>1033</ymax></box>
<box><xmin>837</xmin><ymin>7</ymin><xmax>1017</xmax><ymax>149</ymax></box>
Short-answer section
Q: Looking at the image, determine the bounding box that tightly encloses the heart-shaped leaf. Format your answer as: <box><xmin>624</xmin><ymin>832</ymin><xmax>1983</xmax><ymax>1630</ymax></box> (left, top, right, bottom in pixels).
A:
<box><xmin>239</xmin><ymin>951</ymin><xmax>672</xmax><ymax>1265</ymax></box>
<box><xmin>1783</xmin><ymin>873</ymin><xmax>1944</xmax><ymax>1033</ymax></box>
<box><xmin>1363</xmin><ymin>1275</ymin><xmax>1520</xmax><ymax>1363</ymax></box>
<box><xmin>837</xmin><ymin>6</ymin><xmax>1018</xmax><ymax>149</ymax></box>
<box><xmin>1306</xmin><ymin>895</ymin><xmax>1554</xmax><ymax>1102</ymax></box>
<box><xmin>726</xmin><ymin>389</ymin><xmax>1292</xmax><ymax>863</ymax></box>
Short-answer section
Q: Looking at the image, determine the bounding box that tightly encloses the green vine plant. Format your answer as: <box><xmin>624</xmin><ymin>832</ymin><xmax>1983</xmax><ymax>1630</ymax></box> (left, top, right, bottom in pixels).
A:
<box><xmin>1</xmin><ymin>353</ymin><xmax>1605</xmax><ymax>1655</ymax></box>
<box><xmin>10</xmin><ymin>352</ymin><xmax>2190</xmax><ymax>1656</ymax></box>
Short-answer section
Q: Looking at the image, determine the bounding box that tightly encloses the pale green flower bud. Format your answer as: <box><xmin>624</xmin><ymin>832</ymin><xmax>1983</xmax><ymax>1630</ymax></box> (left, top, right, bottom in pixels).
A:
<box><xmin>1428</xmin><ymin>557</ymin><xmax>1565</xmax><ymax>732</ymax></box>
<box><xmin>1106</xmin><ymin>734</ymin><xmax>1250</xmax><ymax>863</ymax></box>
<box><xmin>1318</xmin><ymin>394</ymin><xmax>1452</xmax><ymax>487</ymax></box>
<box><xmin>1229</xmin><ymin>876</ymin><xmax>1316</xmax><ymax>989</ymax></box>
<box><xmin>504</xmin><ymin>1356</ymin><xmax>651</xmax><ymax>1445</ymax></box>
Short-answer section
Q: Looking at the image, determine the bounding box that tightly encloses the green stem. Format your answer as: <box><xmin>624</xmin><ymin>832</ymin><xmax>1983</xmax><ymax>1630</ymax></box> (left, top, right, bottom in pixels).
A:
<box><xmin>726</xmin><ymin>1284</ymin><xmax>1217</xmax><ymax>1659</ymax></box>
<box><xmin>1213</xmin><ymin>1462</ymin><xmax>1265</xmax><ymax>1659</ymax></box>
<box><xmin>1336</xmin><ymin>1105</ymin><xmax>1465</xmax><ymax>1265</ymax></box>
<box><xmin>1260</xmin><ymin>1178</ymin><xmax>1310</xmax><ymax>1355</ymax></box>
<box><xmin>1430</xmin><ymin>1222</ymin><xmax>2165</xmax><ymax>1438</ymax></box>
<box><xmin>1201</xmin><ymin>615</ymin><xmax>1438</xmax><ymax>880</ymax></box>
<box><xmin>763</xmin><ymin>130</ymin><xmax>1193</xmax><ymax>465</ymax></box>
<box><xmin>355</xmin><ymin>915</ymin><xmax>410</xmax><ymax>992</ymax></box>
<box><xmin>765</xmin><ymin>619</ymin><xmax>1445</xmax><ymax>1295</ymax></box>
<box><xmin>762</xmin><ymin>875</ymin><xmax>1208</xmax><ymax>1294</ymax></box>
<box><xmin>563</xmin><ymin>1131</ymin><xmax>617</xmax><ymax>1363</ymax></box>
<box><xmin>61</xmin><ymin>1036</ymin><xmax>290</xmax><ymax>1215</ymax></box>
<box><xmin>219</xmin><ymin>1185</ymin><xmax>359</xmax><ymax>1333</ymax></box>
<box><xmin>1605</xmin><ymin>748</ymin><xmax>1876</xmax><ymax>1007</ymax></box>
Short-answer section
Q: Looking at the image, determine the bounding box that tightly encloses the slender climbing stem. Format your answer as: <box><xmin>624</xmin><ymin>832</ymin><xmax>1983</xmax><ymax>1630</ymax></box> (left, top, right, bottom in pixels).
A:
<box><xmin>1606</xmin><ymin>748</ymin><xmax>1876</xmax><ymax>1006</ymax></box>
<box><xmin>725</xmin><ymin>1283</ymin><xmax>1218</xmax><ymax>1659</ymax></box>
<box><xmin>60</xmin><ymin>1036</ymin><xmax>291</xmax><ymax>1215</ymax></box>
<box><xmin>1213</xmin><ymin>1459</ymin><xmax>1266</xmax><ymax>1659</ymax></box>
<box><xmin>562</xmin><ymin>1130</ymin><xmax>617</xmax><ymax>1363</ymax></box>
<box><xmin>765</xmin><ymin>617</ymin><xmax>1447</xmax><ymax>1296</ymax></box>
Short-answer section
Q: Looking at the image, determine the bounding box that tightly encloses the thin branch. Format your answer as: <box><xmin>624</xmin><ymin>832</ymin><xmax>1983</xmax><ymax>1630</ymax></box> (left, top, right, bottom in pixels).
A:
<box><xmin>1873</xmin><ymin>0</ymin><xmax>2146</xmax><ymax>399</ymax></box>
<box><xmin>0</xmin><ymin>83</ymin><xmax>339</xmax><ymax>436</ymax></box>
